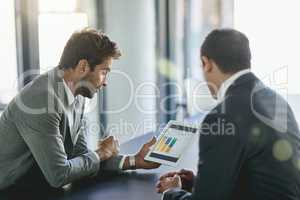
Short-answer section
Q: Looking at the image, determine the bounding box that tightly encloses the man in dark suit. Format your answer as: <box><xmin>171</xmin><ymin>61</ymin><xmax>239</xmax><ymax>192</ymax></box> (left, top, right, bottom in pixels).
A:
<box><xmin>156</xmin><ymin>29</ymin><xmax>300</xmax><ymax>199</ymax></box>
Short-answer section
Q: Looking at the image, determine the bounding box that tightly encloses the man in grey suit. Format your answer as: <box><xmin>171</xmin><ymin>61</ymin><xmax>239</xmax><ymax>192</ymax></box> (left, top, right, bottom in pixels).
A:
<box><xmin>0</xmin><ymin>28</ymin><xmax>159</xmax><ymax>191</ymax></box>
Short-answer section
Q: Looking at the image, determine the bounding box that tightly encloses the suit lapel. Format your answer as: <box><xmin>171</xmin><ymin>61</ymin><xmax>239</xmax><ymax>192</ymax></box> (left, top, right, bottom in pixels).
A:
<box><xmin>49</xmin><ymin>67</ymin><xmax>85</xmax><ymax>146</ymax></box>
<box><xmin>48</xmin><ymin>67</ymin><xmax>73</xmax><ymax>143</ymax></box>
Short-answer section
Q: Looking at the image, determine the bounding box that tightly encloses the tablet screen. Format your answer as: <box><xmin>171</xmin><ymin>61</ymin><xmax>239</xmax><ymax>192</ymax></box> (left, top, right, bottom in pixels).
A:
<box><xmin>147</xmin><ymin>122</ymin><xmax>198</xmax><ymax>165</ymax></box>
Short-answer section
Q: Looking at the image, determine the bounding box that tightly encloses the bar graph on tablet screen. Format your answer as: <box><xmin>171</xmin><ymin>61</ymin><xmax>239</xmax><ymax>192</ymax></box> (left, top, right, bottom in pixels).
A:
<box><xmin>155</xmin><ymin>136</ymin><xmax>178</xmax><ymax>153</ymax></box>
<box><xmin>149</xmin><ymin>124</ymin><xmax>197</xmax><ymax>163</ymax></box>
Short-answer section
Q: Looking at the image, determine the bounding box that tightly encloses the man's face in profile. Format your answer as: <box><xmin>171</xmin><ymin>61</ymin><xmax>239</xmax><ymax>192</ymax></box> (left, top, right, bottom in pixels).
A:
<box><xmin>76</xmin><ymin>58</ymin><xmax>112</xmax><ymax>98</ymax></box>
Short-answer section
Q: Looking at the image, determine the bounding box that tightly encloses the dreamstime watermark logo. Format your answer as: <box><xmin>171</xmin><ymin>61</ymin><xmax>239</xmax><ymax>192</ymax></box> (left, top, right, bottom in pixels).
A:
<box><xmin>8</xmin><ymin>65</ymin><xmax>291</xmax><ymax>135</ymax></box>
<box><xmin>84</xmin><ymin>118</ymin><xmax>165</xmax><ymax>139</ymax></box>
<box><xmin>83</xmin><ymin>117</ymin><xmax>236</xmax><ymax>138</ymax></box>
<box><xmin>201</xmin><ymin>118</ymin><xmax>236</xmax><ymax>136</ymax></box>
<box><xmin>250</xmin><ymin>66</ymin><xmax>289</xmax><ymax>133</ymax></box>
<box><xmin>12</xmin><ymin>67</ymin><xmax>216</xmax><ymax>116</ymax></box>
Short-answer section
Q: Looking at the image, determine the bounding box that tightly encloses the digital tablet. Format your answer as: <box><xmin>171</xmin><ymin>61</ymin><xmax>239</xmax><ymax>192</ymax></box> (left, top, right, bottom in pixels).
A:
<box><xmin>145</xmin><ymin>120</ymin><xmax>199</xmax><ymax>167</ymax></box>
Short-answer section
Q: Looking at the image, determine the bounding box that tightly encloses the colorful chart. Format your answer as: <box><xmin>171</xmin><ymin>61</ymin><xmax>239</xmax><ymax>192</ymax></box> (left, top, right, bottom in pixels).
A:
<box><xmin>145</xmin><ymin>121</ymin><xmax>199</xmax><ymax>166</ymax></box>
<box><xmin>155</xmin><ymin>136</ymin><xmax>177</xmax><ymax>153</ymax></box>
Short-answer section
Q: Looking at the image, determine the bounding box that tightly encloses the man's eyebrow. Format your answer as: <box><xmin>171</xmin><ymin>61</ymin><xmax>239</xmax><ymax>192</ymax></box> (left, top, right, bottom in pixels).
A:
<box><xmin>101</xmin><ymin>67</ymin><xmax>111</xmax><ymax>72</ymax></box>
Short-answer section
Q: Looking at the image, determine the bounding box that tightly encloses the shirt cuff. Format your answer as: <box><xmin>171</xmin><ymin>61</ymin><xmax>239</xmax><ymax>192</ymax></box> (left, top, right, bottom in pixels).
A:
<box><xmin>118</xmin><ymin>155</ymin><xmax>126</xmax><ymax>169</ymax></box>
<box><xmin>92</xmin><ymin>151</ymin><xmax>100</xmax><ymax>163</ymax></box>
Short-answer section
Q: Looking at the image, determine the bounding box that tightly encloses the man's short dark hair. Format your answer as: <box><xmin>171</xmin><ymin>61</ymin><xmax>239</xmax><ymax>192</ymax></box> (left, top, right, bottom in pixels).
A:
<box><xmin>201</xmin><ymin>28</ymin><xmax>251</xmax><ymax>73</ymax></box>
<box><xmin>59</xmin><ymin>28</ymin><xmax>121</xmax><ymax>70</ymax></box>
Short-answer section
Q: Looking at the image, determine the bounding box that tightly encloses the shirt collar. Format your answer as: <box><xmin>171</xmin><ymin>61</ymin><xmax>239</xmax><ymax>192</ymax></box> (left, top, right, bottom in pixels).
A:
<box><xmin>217</xmin><ymin>69</ymin><xmax>251</xmax><ymax>102</ymax></box>
<box><xmin>62</xmin><ymin>79</ymin><xmax>75</xmax><ymax>106</ymax></box>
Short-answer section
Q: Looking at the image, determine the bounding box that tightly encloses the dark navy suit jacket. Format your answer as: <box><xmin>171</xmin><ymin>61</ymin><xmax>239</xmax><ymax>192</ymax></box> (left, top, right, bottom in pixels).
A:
<box><xmin>164</xmin><ymin>73</ymin><xmax>300</xmax><ymax>200</ymax></box>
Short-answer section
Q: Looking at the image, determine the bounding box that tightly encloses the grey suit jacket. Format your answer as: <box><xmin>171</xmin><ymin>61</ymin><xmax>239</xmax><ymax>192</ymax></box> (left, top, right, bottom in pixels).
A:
<box><xmin>0</xmin><ymin>67</ymin><xmax>122</xmax><ymax>190</ymax></box>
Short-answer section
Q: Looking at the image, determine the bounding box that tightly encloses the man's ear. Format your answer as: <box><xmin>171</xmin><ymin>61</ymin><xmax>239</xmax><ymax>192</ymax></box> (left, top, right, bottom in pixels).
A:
<box><xmin>77</xmin><ymin>59</ymin><xmax>90</xmax><ymax>75</ymax></box>
<box><xmin>201</xmin><ymin>56</ymin><xmax>213</xmax><ymax>73</ymax></box>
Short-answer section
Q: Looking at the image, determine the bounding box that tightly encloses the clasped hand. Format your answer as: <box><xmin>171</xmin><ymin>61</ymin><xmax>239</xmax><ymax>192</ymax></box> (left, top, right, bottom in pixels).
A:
<box><xmin>156</xmin><ymin>169</ymin><xmax>195</xmax><ymax>193</ymax></box>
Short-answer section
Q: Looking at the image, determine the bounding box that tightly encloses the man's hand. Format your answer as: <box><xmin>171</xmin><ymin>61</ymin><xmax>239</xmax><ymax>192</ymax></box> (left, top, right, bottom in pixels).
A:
<box><xmin>156</xmin><ymin>169</ymin><xmax>195</xmax><ymax>193</ymax></box>
<box><xmin>95</xmin><ymin>136</ymin><xmax>119</xmax><ymax>161</ymax></box>
<box><xmin>156</xmin><ymin>174</ymin><xmax>182</xmax><ymax>193</ymax></box>
<box><xmin>134</xmin><ymin>137</ymin><xmax>161</xmax><ymax>169</ymax></box>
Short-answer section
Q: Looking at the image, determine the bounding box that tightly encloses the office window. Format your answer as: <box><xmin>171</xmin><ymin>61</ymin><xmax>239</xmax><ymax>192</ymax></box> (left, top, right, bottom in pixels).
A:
<box><xmin>0</xmin><ymin>0</ymin><xmax>18</xmax><ymax>106</ymax></box>
<box><xmin>181</xmin><ymin>0</ymin><xmax>218</xmax><ymax>117</ymax></box>
<box><xmin>234</xmin><ymin>0</ymin><xmax>300</xmax><ymax>123</ymax></box>
<box><xmin>38</xmin><ymin>0</ymin><xmax>88</xmax><ymax>73</ymax></box>
<box><xmin>102</xmin><ymin>0</ymin><xmax>157</xmax><ymax>143</ymax></box>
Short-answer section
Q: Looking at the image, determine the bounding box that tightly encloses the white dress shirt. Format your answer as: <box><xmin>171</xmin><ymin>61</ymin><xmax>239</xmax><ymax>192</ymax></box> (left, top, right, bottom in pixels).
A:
<box><xmin>62</xmin><ymin>79</ymin><xmax>101</xmax><ymax>162</ymax></box>
<box><xmin>62</xmin><ymin>79</ymin><xmax>127</xmax><ymax>169</ymax></box>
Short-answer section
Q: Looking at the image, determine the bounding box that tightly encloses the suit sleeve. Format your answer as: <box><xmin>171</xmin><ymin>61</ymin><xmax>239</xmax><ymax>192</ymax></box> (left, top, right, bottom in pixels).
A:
<box><xmin>14</xmin><ymin>110</ymin><xmax>100</xmax><ymax>188</ymax></box>
<box><xmin>163</xmin><ymin>188</ymin><xmax>192</xmax><ymax>200</ymax></box>
<box><xmin>163</xmin><ymin>113</ymin><xmax>246</xmax><ymax>200</ymax></box>
<box><xmin>73</xmin><ymin>117</ymin><xmax>124</xmax><ymax>172</ymax></box>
